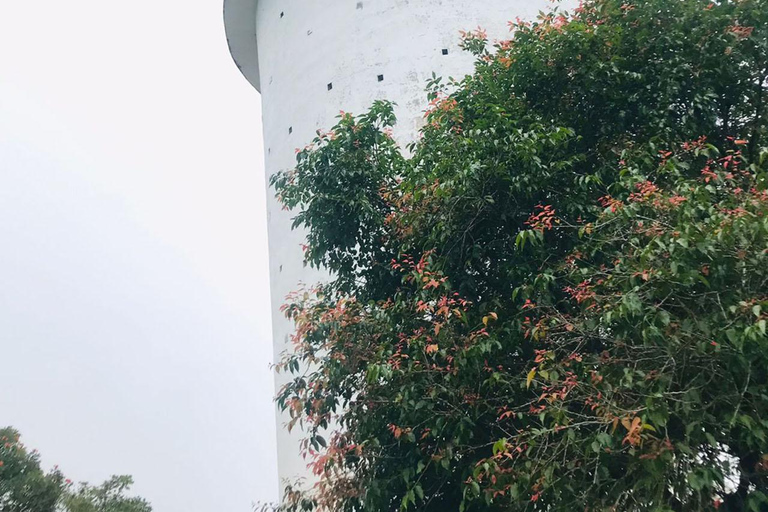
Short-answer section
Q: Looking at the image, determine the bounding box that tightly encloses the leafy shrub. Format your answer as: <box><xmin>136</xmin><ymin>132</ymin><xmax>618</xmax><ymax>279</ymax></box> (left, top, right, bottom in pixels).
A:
<box><xmin>272</xmin><ymin>1</ymin><xmax>768</xmax><ymax>510</ymax></box>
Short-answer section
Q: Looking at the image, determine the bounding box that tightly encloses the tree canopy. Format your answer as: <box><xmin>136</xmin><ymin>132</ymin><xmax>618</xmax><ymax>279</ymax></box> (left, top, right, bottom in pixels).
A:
<box><xmin>0</xmin><ymin>427</ymin><xmax>151</xmax><ymax>512</ymax></box>
<box><xmin>0</xmin><ymin>428</ymin><xmax>63</xmax><ymax>512</ymax></box>
<box><xmin>272</xmin><ymin>0</ymin><xmax>768</xmax><ymax>510</ymax></box>
<box><xmin>61</xmin><ymin>476</ymin><xmax>151</xmax><ymax>512</ymax></box>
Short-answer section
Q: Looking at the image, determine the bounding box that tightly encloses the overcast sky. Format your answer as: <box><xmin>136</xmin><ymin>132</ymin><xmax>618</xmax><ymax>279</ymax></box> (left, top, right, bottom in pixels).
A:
<box><xmin>0</xmin><ymin>1</ymin><xmax>277</xmax><ymax>510</ymax></box>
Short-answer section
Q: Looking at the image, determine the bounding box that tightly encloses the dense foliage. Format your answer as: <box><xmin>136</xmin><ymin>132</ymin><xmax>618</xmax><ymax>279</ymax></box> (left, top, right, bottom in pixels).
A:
<box><xmin>0</xmin><ymin>427</ymin><xmax>151</xmax><ymax>512</ymax></box>
<box><xmin>0</xmin><ymin>428</ymin><xmax>64</xmax><ymax>512</ymax></box>
<box><xmin>271</xmin><ymin>0</ymin><xmax>768</xmax><ymax>510</ymax></box>
<box><xmin>61</xmin><ymin>476</ymin><xmax>151</xmax><ymax>512</ymax></box>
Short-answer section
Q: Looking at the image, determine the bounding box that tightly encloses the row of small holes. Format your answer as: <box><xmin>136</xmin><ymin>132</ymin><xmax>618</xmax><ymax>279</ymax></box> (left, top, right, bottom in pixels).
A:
<box><xmin>324</xmin><ymin>74</ymin><xmax>383</xmax><ymax>95</ymax></box>
<box><xmin>322</xmin><ymin>54</ymin><xmax>443</xmax><ymax>94</ymax></box>
<box><xmin>282</xmin><ymin>3</ymin><xmax>364</xmax><ymax>18</ymax></box>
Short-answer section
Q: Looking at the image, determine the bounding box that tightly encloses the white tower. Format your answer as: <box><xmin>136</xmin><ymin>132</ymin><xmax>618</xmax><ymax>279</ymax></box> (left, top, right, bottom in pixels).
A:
<box><xmin>223</xmin><ymin>0</ymin><xmax>567</xmax><ymax>492</ymax></box>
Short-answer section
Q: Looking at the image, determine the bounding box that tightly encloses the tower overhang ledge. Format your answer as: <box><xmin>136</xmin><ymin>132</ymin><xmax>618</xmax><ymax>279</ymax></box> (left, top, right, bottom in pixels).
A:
<box><xmin>223</xmin><ymin>0</ymin><xmax>260</xmax><ymax>91</ymax></box>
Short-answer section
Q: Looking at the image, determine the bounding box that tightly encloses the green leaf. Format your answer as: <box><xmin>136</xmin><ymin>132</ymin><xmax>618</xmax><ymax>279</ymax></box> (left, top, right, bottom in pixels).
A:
<box><xmin>492</xmin><ymin>438</ymin><xmax>508</xmax><ymax>456</ymax></box>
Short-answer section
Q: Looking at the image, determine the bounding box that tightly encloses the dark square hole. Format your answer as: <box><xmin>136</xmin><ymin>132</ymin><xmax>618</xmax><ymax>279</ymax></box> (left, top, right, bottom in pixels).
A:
<box><xmin>377</xmin><ymin>74</ymin><xmax>384</xmax><ymax>82</ymax></box>
<box><xmin>280</xmin><ymin>11</ymin><xmax>284</xmax><ymax>18</ymax></box>
<box><xmin>327</xmin><ymin>82</ymin><xmax>333</xmax><ymax>91</ymax></box>
<box><xmin>442</xmin><ymin>48</ymin><xmax>449</xmax><ymax>55</ymax></box>
<box><xmin>288</xmin><ymin>126</ymin><xmax>293</xmax><ymax>134</ymax></box>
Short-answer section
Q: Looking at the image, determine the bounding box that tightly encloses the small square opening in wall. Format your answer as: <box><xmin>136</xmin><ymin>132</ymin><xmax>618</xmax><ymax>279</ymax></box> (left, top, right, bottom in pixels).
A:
<box><xmin>288</xmin><ymin>126</ymin><xmax>293</xmax><ymax>134</ymax></box>
<box><xmin>377</xmin><ymin>74</ymin><xmax>384</xmax><ymax>82</ymax></box>
<box><xmin>280</xmin><ymin>11</ymin><xmax>284</xmax><ymax>18</ymax></box>
<box><xmin>327</xmin><ymin>82</ymin><xmax>333</xmax><ymax>91</ymax></box>
<box><xmin>442</xmin><ymin>48</ymin><xmax>449</xmax><ymax>55</ymax></box>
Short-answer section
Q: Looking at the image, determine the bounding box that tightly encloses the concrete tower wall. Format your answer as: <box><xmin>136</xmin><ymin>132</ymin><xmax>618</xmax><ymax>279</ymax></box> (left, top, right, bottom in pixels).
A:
<box><xmin>225</xmin><ymin>0</ymin><xmax>574</xmax><ymax>492</ymax></box>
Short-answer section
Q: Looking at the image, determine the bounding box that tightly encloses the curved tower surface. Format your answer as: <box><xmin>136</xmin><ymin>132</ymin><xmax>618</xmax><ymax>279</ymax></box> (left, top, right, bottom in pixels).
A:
<box><xmin>224</xmin><ymin>0</ymin><xmax>571</xmax><ymax>492</ymax></box>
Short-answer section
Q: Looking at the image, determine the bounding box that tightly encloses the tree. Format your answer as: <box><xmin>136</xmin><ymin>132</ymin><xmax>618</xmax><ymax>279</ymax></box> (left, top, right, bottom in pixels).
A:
<box><xmin>61</xmin><ymin>476</ymin><xmax>151</xmax><ymax>512</ymax></box>
<box><xmin>0</xmin><ymin>427</ymin><xmax>64</xmax><ymax>512</ymax></box>
<box><xmin>271</xmin><ymin>0</ymin><xmax>768</xmax><ymax>510</ymax></box>
<box><xmin>0</xmin><ymin>427</ymin><xmax>151</xmax><ymax>512</ymax></box>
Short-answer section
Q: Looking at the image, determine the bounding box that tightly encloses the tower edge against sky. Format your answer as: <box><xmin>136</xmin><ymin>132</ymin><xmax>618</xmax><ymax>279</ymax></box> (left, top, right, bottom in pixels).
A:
<box><xmin>223</xmin><ymin>0</ymin><xmax>571</xmax><ymax>492</ymax></box>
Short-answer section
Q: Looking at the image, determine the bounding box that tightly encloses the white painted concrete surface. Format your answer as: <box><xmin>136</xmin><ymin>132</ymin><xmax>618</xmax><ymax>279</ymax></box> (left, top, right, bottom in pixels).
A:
<box><xmin>224</xmin><ymin>0</ymin><xmax>575</xmax><ymax>495</ymax></box>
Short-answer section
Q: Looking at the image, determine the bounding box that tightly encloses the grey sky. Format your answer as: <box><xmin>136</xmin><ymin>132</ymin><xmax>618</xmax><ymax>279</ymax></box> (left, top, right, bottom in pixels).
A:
<box><xmin>0</xmin><ymin>1</ymin><xmax>277</xmax><ymax>510</ymax></box>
